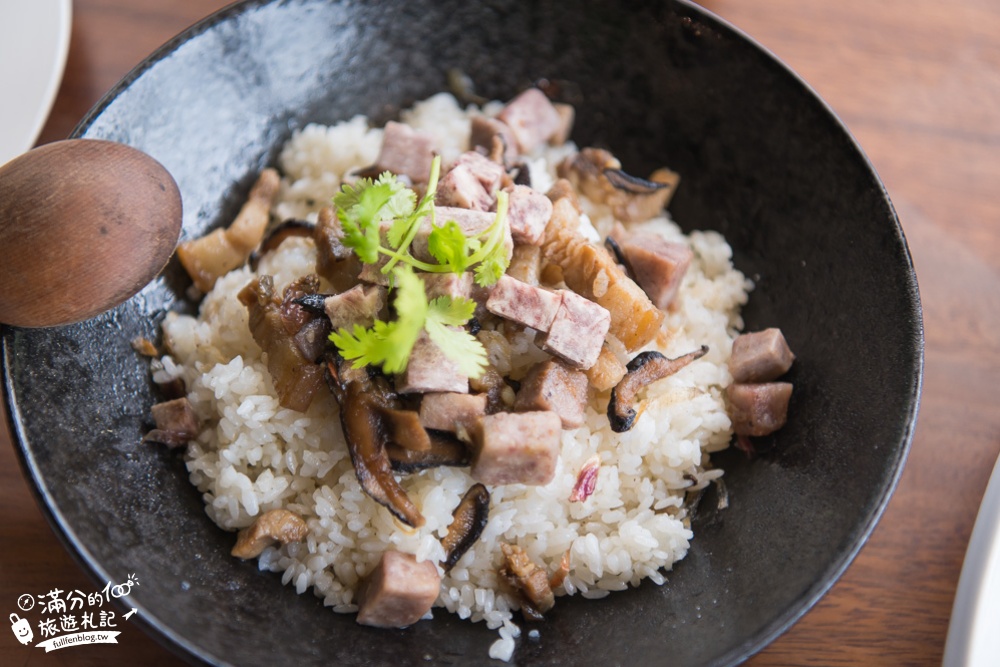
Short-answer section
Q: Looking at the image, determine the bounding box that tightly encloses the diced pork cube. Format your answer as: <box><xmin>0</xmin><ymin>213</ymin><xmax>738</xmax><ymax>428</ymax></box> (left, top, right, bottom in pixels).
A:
<box><xmin>470</xmin><ymin>411</ymin><xmax>562</xmax><ymax>486</ymax></box>
<box><xmin>541</xmin><ymin>290</ymin><xmax>611</xmax><ymax>369</ymax></box>
<box><xmin>729</xmin><ymin>328</ymin><xmax>795</xmax><ymax>383</ymax></box>
<box><xmin>470</xmin><ymin>115</ymin><xmax>518</xmax><ymax>163</ymax></box>
<box><xmin>420</xmin><ymin>272</ymin><xmax>473</xmax><ymax>301</ymax></box>
<box><xmin>373</xmin><ymin>121</ymin><xmax>436</xmax><ymax>183</ymax></box>
<box><xmin>514</xmin><ymin>359</ymin><xmax>589</xmax><ymax>428</ymax></box>
<box><xmin>485</xmin><ymin>275</ymin><xmax>562</xmax><ymax>331</ymax></box>
<box><xmin>419</xmin><ymin>392</ymin><xmax>488</xmax><ymax>434</ymax></box>
<box><xmin>324</xmin><ymin>284</ymin><xmax>386</xmax><ymax>332</ymax></box>
<box><xmin>615</xmin><ymin>231</ymin><xmax>692</xmax><ymax>310</ymax></box>
<box><xmin>497</xmin><ymin>88</ymin><xmax>563</xmax><ymax>154</ymax></box>
<box><xmin>505</xmin><ymin>184</ymin><xmax>552</xmax><ymax>246</ymax></box>
<box><xmin>397</xmin><ymin>331</ymin><xmax>469</xmax><ymax>394</ymax></box>
<box><xmin>435</xmin><ymin>152</ymin><xmax>505</xmax><ymax>211</ymax></box>
<box><xmin>146</xmin><ymin>397</ymin><xmax>200</xmax><ymax>447</ymax></box>
<box><xmin>356</xmin><ymin>550</ymin><xmax>441</xmax><ymax>628</ymax></box>
<box><xmin>151</xmin><ymin>397</ymin><xmax>199</xmax><ymax>436</ymax></box>
<box><xmin>726</xmin><ymin>382</ymin><xmax>793</xmax><ymax>436</ymax></box>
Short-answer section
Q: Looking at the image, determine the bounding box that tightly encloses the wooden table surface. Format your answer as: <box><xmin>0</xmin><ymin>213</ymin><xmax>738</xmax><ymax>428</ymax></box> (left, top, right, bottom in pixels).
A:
<box><xmin>2</xmin><ymin>1</ymin><xmax>998</xmax><ymax>665</ymax></box>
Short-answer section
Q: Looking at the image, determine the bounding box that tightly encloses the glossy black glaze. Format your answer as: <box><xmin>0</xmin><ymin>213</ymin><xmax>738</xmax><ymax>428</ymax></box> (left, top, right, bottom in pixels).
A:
<box><xmin>2</xmin><ymin>1</ymin><xmax>923</xmax><ymax>665</ymax></box>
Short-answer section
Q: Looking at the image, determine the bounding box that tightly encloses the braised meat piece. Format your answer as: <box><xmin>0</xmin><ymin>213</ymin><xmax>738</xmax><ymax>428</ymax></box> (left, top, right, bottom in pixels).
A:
<box><xmin>436</xmin><ymin>151</ymin><xmax>505</xmax><ymax>211</ymax></box>
<box><xmin>239</xmin><ymin>275</ymin><xmax>325</xmax><ymax>412</ymax></box>
<box><xmin>540</xmin><ymin>192</ymin><xmax>663</xmax><ymax>352</ymax></box>
<box><xmin>356</xmin><ymin>551</ymin><xmax>441</xmax><ymax>628</ymax></box>
<box><xmin>145</xmin><ymin>397</ymin><xmax>200</xmax><ymax>448</ymax></box>
<box><xmin>396</xmin><ymin>330</ymin><xmax>470</xmax><ymax>394</ymax></box>
<box><xmin>514</xmin><ymin>359</ymin><xmax>589</xmax><ymax>428</ymax></box>
<box><xmin>504</xmin><ymin>184</ymin><xmax>552</xmax><ymax>246</ymax></box>
<box><xmin>540</xmin><ymin>289</ymin><xmax>611</xmax><ymax>370</ymax></box>
<box><xmin>419</xmin><ymin>392</ymin><xmax>488</xmax><ymax>435</ymax></box>
<box><xmin>470</xmin><ymin>115</ymin><xmax>518</xmax><ymax>164</ymax></box>
<box><xmin>584</xmin><ymin>342</ymin><xmax>628</xmax><ymax>392</ymax></box>
<box><xmin>558</xmin><ymin>148</ymin><xmax>679</xmax><ymax>223</ymax></box>
<box><xmin>499</xmin><ymin>543</ymin><xmax>555</xmax><ymax>618</ymax></box>
<box><xmin>726</xmin><ymin>382</ymin><xmax>793</xmax><ymax>436</ymax></box>
<box><xmin>506</xmin><ymin>244</ymin><xmax>542</xmax><ymax>286</ymax></box>
<box><xmin>729</xmin><ymin>328</ymin><xmax>795</xmax><ymax>383</ymax></box>
<box><xmin>610</xmin><ymin>224</ymin><xmax>693</xmax><ymax>310</ymax></box>
<box><xmin>470</xmin><ymin>411</ymin><xmax>562</xmax><ymax>486</ymax></box>
<box><xmin>497</xmin><ymin>88</ymin><xmax>563</xmax><ymax>154</ymax></box>
<box><xmin>323</xmin><ymin>284</ymin><xmax>386</xmax><ymax>332</ymax></box>
<box><xmin>373</xmin><ymin>121</ymin><xmax>436</xmax><ymax>183</ymax></box>
<box><xmin>485</xmin><ymin>275</ymin><xmax>562</xmax><ymax>332</ymax></box>
<box><xmin>177</xmin><ymin>169</ymin><xmax>280</xmax><ymax>293</ymax></box>
<box><xmin>420</xmin><ymin>272</ymin><xmax>474</xmax><ymax>301</ymax></box>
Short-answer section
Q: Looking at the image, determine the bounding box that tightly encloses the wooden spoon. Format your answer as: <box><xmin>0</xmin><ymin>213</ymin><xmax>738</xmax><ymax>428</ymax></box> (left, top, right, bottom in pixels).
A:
<box><xmin>0</xmin><ymin>139</ymin><xmax>182</xmax><ymax>328</ymax></box>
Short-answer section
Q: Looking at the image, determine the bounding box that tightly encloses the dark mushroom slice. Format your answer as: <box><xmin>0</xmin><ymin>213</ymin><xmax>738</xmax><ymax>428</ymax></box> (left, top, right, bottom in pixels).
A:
<box><xmin>323</xmin><ymin>357</ymin><xmax>425</xmax><ymax>528</ymax></box>
<box><xmin>603</xmin><ymin>235</ymin><xmax>633</xmax><ymax>277</ymax></box>
<box><xmin>380</xmin><ymin>408</ymin><xmax>432</xmax><ymax>452</ymax></box>
<box><xmin>603</xmin><ymin>168</ymin><xmax>675</xmax><ymax>195</ymax></box>
<box><xmin>440</xmin><ymin>483</ymin><xmax>491</xmax><ymax>572</ymax></box>
<box><xmin>249</xmin><ymin>219</ymin><xmax>315</xmax><ymax>270</ymax></box>
<box><xmin>386</xmin><ymin>430</ymin><xmax>471</xmax><ymax>474</ymax></box>
<box><xmin>608</xmin><ymin>345</ymin><xmax>709</xmax><ymax>432</ymax></box>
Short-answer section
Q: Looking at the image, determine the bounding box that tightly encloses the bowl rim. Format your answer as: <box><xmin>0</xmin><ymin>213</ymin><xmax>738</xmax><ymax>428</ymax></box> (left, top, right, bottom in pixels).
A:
<box><xmin>3</xmin><ymin>0</ymin><xmax>924</xmax><ymax>665</ymax></box>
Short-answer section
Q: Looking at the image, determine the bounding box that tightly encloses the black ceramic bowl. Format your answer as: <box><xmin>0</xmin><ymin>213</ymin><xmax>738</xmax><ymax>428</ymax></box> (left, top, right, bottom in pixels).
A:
<box><xmin>2</xmin><ymin>1</ymin><xmax>922</xmax><ymax>665</ymax></box>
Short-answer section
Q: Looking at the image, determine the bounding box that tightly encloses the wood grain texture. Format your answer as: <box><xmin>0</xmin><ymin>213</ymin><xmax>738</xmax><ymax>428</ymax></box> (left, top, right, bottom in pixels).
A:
<box><xmin>2</xmin><ymin>0</ymin><xmax>999</xmax><ymax>664</ymax></box>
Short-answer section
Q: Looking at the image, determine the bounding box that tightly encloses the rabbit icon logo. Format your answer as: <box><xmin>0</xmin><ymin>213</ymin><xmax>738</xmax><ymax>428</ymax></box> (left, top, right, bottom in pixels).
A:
<box><xmin>10</xmin><ymin>613</ymin><xmax>33</xmax><ymax>645</ymax></box>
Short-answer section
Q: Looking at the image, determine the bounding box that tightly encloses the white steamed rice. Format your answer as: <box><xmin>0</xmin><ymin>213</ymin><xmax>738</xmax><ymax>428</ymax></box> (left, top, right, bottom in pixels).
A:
<box><xmin>152</xmin><ymin>92</ymin><xmax>751</xmax><ymax>661</ymax></box>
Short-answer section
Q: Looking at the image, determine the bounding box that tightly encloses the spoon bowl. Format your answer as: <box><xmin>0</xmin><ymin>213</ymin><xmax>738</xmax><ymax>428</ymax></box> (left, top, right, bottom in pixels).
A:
<box><xmin>0</xmin><ymin>139</ymin><xmax>181</xmax><ymax>327</ymax></box>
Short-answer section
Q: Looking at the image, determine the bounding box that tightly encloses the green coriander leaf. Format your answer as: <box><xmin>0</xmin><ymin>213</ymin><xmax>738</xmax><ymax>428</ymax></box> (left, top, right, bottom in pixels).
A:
<box><xmin>334</xmin><ymin>173</ymin><xmax>413</xmax><ymax>264</ymax></box>
<box><xmin>474</xmin><ymin>251</ymin><xmax>507</xmax><ymax>286</ymax></box>
<box><xmin>383</xmin><ymin>156</ymin><xmax>442</xmax><ymax>272</ymax></box>
<box><xmin>425</xmin><ymin>295</ymin><xmax>485</xmax><ymax>378</ymax></box>
<box><xmin>426</xmin><ymin>220</ymin><xmax>471</xmax><ymax>273</ymax></box>
<box><xmin>329</xmin><ymin>323</ymin><xmax>386</xmax><ymax>369</ymax></box>
<box><xmin>424</xmin><ymin>318</ymin><xmax>487</xmax><ymax>378</ymax></box>
<box><xmin>328</xmin><ymin>266</ymin><xmax>429</xmax><ymax>373</ymax></box>
<box><xmin>427</xmin><ymin>295</ymin><xmax>477</xmax><ymax>327</ymax></box>
<box><xmin>467</xmin><ymin>190</ymin><xmax>511</xmax><ymax>287</ymax></box>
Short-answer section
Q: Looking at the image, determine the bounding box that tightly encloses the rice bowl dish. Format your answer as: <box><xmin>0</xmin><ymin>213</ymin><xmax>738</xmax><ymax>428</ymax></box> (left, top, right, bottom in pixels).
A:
<box><xmin>148</xmin><ymin>92</ymin><xmax>762</xmax><ymax>659</ymax></box>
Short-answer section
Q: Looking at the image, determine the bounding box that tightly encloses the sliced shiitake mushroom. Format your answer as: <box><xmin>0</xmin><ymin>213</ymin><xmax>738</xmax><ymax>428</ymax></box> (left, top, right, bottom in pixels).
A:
<box><xmin>387</xmin><ymin>431</ymin><xmax>470</xmax><ymax>473</ymax></box>
<box><xmin>324</xmin><ymin>356</ymin><xmax>425</xmax><ymax>528</ymax></box>
<box><xmin>231</xmin><ymin>508</ymin><xmax>308</xmax><ymax>559</ymax></box>
<box><xmin>440</xmin><ymin>483</ymin><xmax>491</xmax><ymax>572</ymax></box>
<box><xmin>603</xmin><ymin>167</ymin><xmax>676</xmax><ymax>195</ymax></box>
<box><xmin>608</xmin><ymin>345</ymin><xmax>709</xmax><ymax>432</ymax></box>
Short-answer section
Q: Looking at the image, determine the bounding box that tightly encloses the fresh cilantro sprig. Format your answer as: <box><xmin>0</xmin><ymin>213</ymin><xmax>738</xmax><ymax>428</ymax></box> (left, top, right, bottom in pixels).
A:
<box><xmin>329</xmin><ymin>266</ymin><xmax>487</xmax><ymax>377</ymax></box>
<box><xmin>335</xmin><ymin>172</ymin><xmax>416</xmax><ymax>264</ymax></box>
<box><xmin>333</xmin><ymin>156</ymin><xmax>510</xmax><ymax>287</ymax></box>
